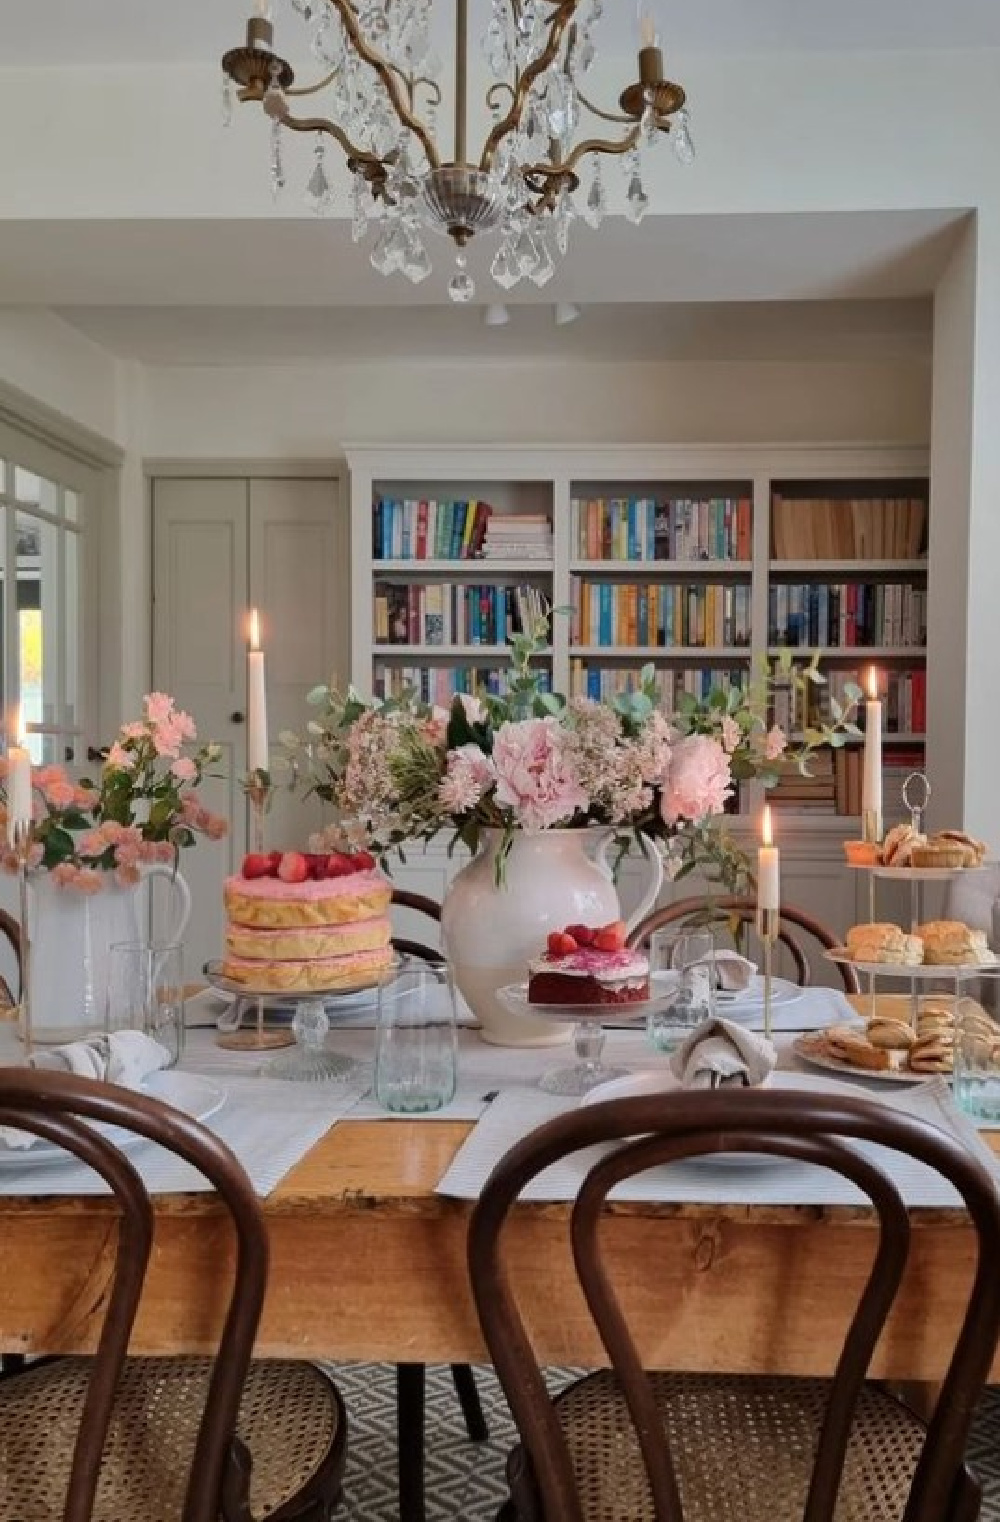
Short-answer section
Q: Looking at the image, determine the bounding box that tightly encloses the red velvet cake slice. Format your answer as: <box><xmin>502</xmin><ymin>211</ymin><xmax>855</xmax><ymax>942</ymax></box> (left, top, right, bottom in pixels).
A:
<box><xmin>527</xmin><ymin>922</ymin><xmax>649</xmax><ymax>1006</ymax></box>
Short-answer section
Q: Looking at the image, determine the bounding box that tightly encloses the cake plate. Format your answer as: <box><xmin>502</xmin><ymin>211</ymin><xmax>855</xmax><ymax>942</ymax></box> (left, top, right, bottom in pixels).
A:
<box><xmin>497</xmin><ymin>975</ymin><xmax>680</xmax><ymax>1096</ymax></box>
<box><xmin>203</xmin><ymin>960</ymin><xmax>396</xmax><ymax>1077</ymax></box>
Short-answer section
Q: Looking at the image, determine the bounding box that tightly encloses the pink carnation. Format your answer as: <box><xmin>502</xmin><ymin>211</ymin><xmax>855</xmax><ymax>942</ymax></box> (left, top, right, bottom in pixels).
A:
<box><xmin>491</xmin><ymin>718</ymin><xmax>588</xmax><ymax>832</ymax></box>
<box><xmin>438</xmin><ymin>744</ymin><xmax>495</xmax><ymax>814</ymax></box>
<box><xmin>170</xmin><ymin>757</ymin><xmax>197</xmax><ymax>783</ymax></box>
<box><xmin>660</xmin><ymin>735</ymin><xmax>733</xmax><ymax>825</ymax></box>
<box><xmin>144</xmin><ymin>692</ymin><xmax>175</xmax><ymax>725</ymax></box>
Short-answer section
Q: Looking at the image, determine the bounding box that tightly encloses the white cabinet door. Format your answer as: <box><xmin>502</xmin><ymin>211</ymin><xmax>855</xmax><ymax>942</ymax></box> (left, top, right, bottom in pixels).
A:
<box><xmin>152</xmin><ymin>476</ymin><xmax>346</xmax><ymax>981</ymax></box>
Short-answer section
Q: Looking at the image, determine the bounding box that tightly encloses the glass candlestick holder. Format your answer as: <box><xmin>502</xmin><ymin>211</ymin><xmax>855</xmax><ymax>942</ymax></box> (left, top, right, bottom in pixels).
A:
<box><xmin>10</xmin><ymin>821</ymin><xmax>34</xmax><ymax>1059</ymax></box>
<box><xmin>755</xmin><ymin>905</ymin><xmax>779</xmax><ymax>1042</ymax></box>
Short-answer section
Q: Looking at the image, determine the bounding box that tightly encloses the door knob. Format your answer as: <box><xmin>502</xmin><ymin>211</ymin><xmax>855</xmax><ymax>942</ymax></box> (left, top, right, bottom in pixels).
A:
<box><xmin>231</xmin><ymin>711</ymin><xmax>246</xmax><ymax>724</ymax></box>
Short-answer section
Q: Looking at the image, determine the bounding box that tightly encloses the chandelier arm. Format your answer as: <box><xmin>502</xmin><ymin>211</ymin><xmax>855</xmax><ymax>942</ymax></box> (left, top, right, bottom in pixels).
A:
<box><xmin>325</xmin><ymin>0</ymin><xmax>441</xmax><ymax>169</ymax></box>
<box><xmin>285</xmin><ymin>69</ymin><xmax>341</xmax><ymax>100</ymax></box>
<box><xmin>274</xmin><ymin>108</ymin><xmax>383</xmax><ymax>175</ymax></box>
<box><xmin>478</xmin><ymin>0</ymin><xmax>577</xmax><ymax>173</ymax></box>
<box><xmin>557</xmin><ymin>124</ymin><xmax>641</xmax><ymax>174</ymax></box>
<box><xmin>573</xmin><ymin>85</ymin><xmax>637</xmax><ymax>127</ymax></box>
<box><xmin>486</xmin><ymin>81</ymin><xmax>516</xmax><ymax>112</ymax></box>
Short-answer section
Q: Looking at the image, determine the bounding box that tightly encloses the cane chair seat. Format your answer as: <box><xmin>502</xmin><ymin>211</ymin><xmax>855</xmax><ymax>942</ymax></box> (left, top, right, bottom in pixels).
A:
<box><xmin>533</xmin><ymin>1371</ymin><xmax>925</xmax><ymax>1522</ymax></box>
<box><xmin>0</xmin><ymin>1355</ymin><xmax>343</xmax><ymax>1522</ymax></box>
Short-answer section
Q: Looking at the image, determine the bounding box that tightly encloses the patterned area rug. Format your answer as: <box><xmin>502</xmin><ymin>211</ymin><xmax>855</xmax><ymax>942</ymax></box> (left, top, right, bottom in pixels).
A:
<box><xmin>330</xmin><ymin>1363</ymin><xmax>1000</xmax><ymax>1520</ymax></box>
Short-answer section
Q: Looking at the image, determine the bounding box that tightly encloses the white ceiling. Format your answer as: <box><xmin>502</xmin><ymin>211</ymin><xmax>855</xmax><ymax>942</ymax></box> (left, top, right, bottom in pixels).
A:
<box><xmin>3</xmin><ymin>0</ymin><xmax>1000</xmax><ymax>66</ymax></box>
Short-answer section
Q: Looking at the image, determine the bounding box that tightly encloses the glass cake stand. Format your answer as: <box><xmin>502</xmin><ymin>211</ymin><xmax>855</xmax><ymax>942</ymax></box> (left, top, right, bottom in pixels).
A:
<box><xmin>203</xmin><ymin>960</ymin><xmax>398</xmax><ymax>1081</ymax></box>
<box><xmin>497</xmin><ymin>975</ymin><xmax>680</xmax><ymax>1096</ymax></box>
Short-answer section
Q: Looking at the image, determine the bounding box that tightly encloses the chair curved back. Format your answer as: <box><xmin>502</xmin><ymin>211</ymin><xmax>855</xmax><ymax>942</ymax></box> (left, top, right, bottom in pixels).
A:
<box><xmin>469</xmin><ymin>1089</ymin><xmax>1000</xmax><ymax>1522</ymax></box>
<box><xmin>390</xmin><ymin>888</ymin><xmax>444</xmax><ymax>965</ymax></box>
<box><xmin>0</xmin><ymin>906</ymin><xmax>22</xmax><ymax>1005</ymax></box>
<box><xmin>627</xmin><ymin>895</ymin><xmax>860</xmax><ymax>995</ymax></box>
<box><xmin>0</xmin><ymin>1067</ymin><xmax>268</xmax><ymax>1522</ymax></box>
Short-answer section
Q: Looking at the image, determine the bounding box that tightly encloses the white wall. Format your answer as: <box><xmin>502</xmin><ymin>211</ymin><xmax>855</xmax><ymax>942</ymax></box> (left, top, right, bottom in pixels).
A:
<box><xmin>141</xmin><ymin>355</ymin><xmax>930</xmax><ymax>458</ymax></box>
<box><xmin>0</xmin><ymin>309</ymin><xmax>122</xmax><ymax>445</ymax></box>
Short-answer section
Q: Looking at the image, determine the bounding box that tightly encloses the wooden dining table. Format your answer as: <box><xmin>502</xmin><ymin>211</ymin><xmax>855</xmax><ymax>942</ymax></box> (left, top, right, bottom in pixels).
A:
<box><xmin>0</xmin><ymin>994</ymin><xmax>997</xmax><ymax>1384</ymax></box>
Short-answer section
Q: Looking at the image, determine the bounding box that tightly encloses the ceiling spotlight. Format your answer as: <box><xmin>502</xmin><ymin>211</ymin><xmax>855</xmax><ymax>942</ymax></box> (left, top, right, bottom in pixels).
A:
<box><xmin>483</xmin><ymin>303</ymin><xmax>511</xmax><ymax>327</ymax></box>
<box><xmin>554</xmin><ymin>302</ymin><xmax>582</xmax><ymax>327</ymax></box>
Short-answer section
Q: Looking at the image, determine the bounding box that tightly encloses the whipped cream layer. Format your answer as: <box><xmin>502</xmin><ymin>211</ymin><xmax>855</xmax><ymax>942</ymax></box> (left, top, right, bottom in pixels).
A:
<box><xmin>527</xmin><ymin>947</ymin><xmax>649</xmax><ymax>983</ymax></box>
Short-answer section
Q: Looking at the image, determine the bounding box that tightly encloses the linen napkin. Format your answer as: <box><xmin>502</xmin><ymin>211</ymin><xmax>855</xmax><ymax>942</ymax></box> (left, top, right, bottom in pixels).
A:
<box><xmin>701</xmin><ymin>950</ymin><xmax>757</xmax><ymax>992</ymax></box>
<box><xmin>669</xmin><ymin>1016</ymin><xmax>777</xmax><ymax>1089</ymax></box>
<box><xmin>0</xmin><ymin>1031</ymin><xmax>172</xmax><ymax>1150</ymax></box>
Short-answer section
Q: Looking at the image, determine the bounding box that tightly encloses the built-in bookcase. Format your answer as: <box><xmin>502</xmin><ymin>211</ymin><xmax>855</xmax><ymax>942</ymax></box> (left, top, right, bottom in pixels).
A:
<box><xmin>348</xmin><ymin>445</ymin><xmax>929</xmax><ymax>825</ymax></box>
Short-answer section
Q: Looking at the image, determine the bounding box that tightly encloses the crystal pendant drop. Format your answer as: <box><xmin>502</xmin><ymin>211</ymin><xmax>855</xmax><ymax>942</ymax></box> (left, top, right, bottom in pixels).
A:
<box><xmin>269</xmin><ymin>120</ymin><xmax>285</xmax><ymax>198</ymax></box>
<box><xmin>351</xmin><ymin>172</ymin><xmax>370</xmax><ymax>243</ymax></box>
<box><xmin>576</xmin><ymin>28</ymin><xmax>595</xmax><ymax>73</ymax></box>
<box><xmin>672</xmin><ymin>108</ymin><xmax>696</xmax><ymax>165</ymax></box>
<box><xmin>403</xmin><ymin>235</ymin><xmax>432</xmax><ymax>285</ymax></box>
<box><xmin>514</xmin><ymin>228</ymin><xmax>538</xmax><ymax>277</ymax></box>
<box><xmin>584</xmin><ymin>162</ymin><xmax>606</xmax><ymax>229</ymax></box>
<box><xmin>490</xmin><ymin>241</ymin><xmax>520</xmax><ymax>291</ymax></box>
<box><xmin>484</xmin><ymin>14</ymin><xmax>511</xmax><ymax>76</ymax></box>
<box><xmin>291</xmin><ymin>0</ymin><xmax>314</xmax><ymax>15</ymax></box>
<box><xmin>305</xmin><ymin>140</ymin><xmax>333</xmax><ymax>213</ymax></box>
<box><xmin>641</xmin><ymin>98</ymin><xmax>659</xmax><ymax>148</ymax></box>
<box><xmin>448</xmin><ymin>252</ymin><xmax>476</xmax><ymax>304</ymax></box>
<box><xmin>221</xmin><ymin>73</ymin><xmax>233</xmax><ymax>128</ymax></box>
<box><xmin>625</xmin><ymin>166</ymin><xmax>649</xmax><ymax>225</ymax></box>
<box><xmin>554</xmin><ymin>190</ymin><xmax>574</xmax><ymax>256</ymax></box>
<box><xmin>528</xmin><ymin>235</ymin><xmax>554</xmax><ymax>288</ymax></box>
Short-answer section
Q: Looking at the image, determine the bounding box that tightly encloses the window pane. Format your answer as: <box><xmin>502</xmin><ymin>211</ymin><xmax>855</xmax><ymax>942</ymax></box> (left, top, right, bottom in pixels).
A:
<box><xmin>17</xmin><ymin>511</ymin><xmax>59</xmax><ymax>765</ymax></box>
<box><xmin>64</xmin><ymin>530</ymin><xmax>80</xmax><ymax>763</ymax></box>
<box><xmin>13</xmin><ymin>469</ymin><xmax>58</xmax><ymax>515</ymax></box>
<box><xmin>64</xmin><ymin>488</ymin><xmax>80</xmax><ymax>524</ymax></box>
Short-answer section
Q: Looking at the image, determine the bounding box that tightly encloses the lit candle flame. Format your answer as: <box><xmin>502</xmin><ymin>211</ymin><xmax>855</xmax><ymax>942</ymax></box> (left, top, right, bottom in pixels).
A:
<box><xmin>865</xmin><ymin>665</ymin><xmax>879</xmax><ymax>701</ymax></box>
<box><xmin>762</xmin><ymin>803</ymin><xmax>773</xmax><ymax>848</ymax></box>
<box><xmin>249</xmin><ymin>608</ymin><xmax>261</xmax><ymax>650</ymax></box>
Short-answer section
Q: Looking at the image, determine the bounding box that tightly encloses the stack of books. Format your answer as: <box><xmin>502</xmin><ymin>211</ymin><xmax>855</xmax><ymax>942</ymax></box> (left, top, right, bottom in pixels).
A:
<box><xmin>480</xmin><ymin>514</ymin><xmax>553</xmax><ymax>561</ymax></box>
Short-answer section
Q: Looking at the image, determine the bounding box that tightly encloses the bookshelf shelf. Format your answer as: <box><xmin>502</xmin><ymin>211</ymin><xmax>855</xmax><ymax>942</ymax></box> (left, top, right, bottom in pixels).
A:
<box><xmin>571</xmin><ymin>559</ymin><xmax>753</xmax><ymax>575</ymax></box>
<box><xmin>769</xmin><ymin>559</ymin><xmax>927</xmax><ymax>575</ymax></box>
<box><xmin>374</xmin><ymin>558</ymin><xmax>553</xmax><ymax>574</ymax></box>
<box><xmin>768</xmin><ymin>646</ymin><xmax>926</xmax><ymax>659</ymax></box>
<box><xmin>574</xmin><ymin>645</ymin><xmax>752</xmax><ymax>659</ymax></box>
<box><xmin>373</xmin><ymin>644</ymin><xmax>552</xmax><ymax>658</ymax></box>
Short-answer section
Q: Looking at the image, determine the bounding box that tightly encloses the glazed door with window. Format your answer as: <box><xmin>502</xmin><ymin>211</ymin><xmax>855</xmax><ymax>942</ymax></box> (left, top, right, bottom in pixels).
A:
<box><xmin>151</xmin><ymin>476</ymin><xmax>347</xmax><ymax>978</ymax></box>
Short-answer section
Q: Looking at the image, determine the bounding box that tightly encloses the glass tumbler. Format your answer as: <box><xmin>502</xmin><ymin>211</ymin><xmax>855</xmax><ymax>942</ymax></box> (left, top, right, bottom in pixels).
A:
<box><xmin>953</xmin><ymin>998</ymin><xmax>1000</xmax><ymax>1124</ymax></box>
<box><xmin>374</xmin><ymin>957</ymin><xmax>457</xmax><ymax>1114</ymax></box>
<box><xmin>647</xmin><ymin>927</ymin><xmax>716</xmax><ymax>1053</ymax></box>
<box><xmin>106</xmin><ymin>941</ymin><xmax>185</xmax><ymax>1067</ymax></box>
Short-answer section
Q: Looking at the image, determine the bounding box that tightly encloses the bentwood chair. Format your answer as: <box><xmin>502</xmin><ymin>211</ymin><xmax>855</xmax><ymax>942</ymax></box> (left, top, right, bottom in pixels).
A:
<box><xmin>0</xmin><ymin>905</ymin><xmax>22</xmax><ymax>1010</ymax></box>
<box><xmin>390</xmin><ymin>888</ymin><xmax>490</xmax><ymax>1522</ymax></box>
<box><xmin>628</xmin><ymin>895</ymin><xmax>861</xmax><ymax>995</ymax></box>
<box><xmin>0</xmin><ymin>1067</ymin><xmax>346</xmax><ymax>1522</ymax></box>
<box><xmin>470</xmin><ymin>1086</ymin><xmax>1000</xmax><ymax>1522</ymax></box>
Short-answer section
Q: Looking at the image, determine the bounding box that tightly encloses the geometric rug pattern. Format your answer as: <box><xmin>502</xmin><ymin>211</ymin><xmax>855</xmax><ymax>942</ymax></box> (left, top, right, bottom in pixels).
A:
<box><xmin>329</xmin><ymin>1363</ymin><xmax>1000</xmax><ymax>1520</ymax></box>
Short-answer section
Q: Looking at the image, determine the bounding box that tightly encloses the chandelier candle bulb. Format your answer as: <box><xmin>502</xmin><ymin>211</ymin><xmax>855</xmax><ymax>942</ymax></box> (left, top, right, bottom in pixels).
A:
<box><xmin>247</xmin><ymin>608</ymin><xmax>269</xmax><ymax>777</ymax></box>
<box><xmin>862</xmin><ymin>665</ymin><xmax>883</xmax><ymax>844</ymax></box>
<box><xmin>757</xmin><ymin>804</ymin><xmax>780</xmax><ymax>912</ymax></box>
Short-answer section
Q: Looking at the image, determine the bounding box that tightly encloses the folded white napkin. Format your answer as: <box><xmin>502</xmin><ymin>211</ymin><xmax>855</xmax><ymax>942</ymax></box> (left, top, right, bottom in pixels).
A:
<box><xmin>0</xmin><ymin>1031</ymin><xmax>171</xmax><ymax>1150</ymax></box>
<box><xmin>669</xmin><ymin>1016</ymin><xmax>777</xmax><ymax>1089</ymax></box>
<box><xmin>686</xmin><ymin>950</ymin><xmax>757</xmax><ymax>992</ymax></box>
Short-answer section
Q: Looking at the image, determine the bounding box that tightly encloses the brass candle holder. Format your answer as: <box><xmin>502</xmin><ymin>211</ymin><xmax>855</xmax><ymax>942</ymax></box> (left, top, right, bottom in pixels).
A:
<box><xmin>10</xmin><ymin>820</ymin><xmax>34</xmax><ymax>1060</ymax></box>
<box><xmin>755</xmin><ymin>905</ymin><xmax>779</xmax><ymax>1042</ymax></box>
<box><xmin>217</xmin><ymin>768</ymin><xmax>294</xmax><ymax>1052</ymax></box>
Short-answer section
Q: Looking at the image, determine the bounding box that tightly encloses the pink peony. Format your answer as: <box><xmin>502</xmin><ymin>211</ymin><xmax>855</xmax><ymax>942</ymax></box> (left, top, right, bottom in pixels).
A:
<box><xmin>660</xmin><ymin>735</ymin><xmax>733</xmax><ymax>825</ymax></box>
<box><xmin>170</xmin><ymin>757</ymin><xmax>197</xmax><ymax>783</ymax></box>
<box><xmin>144</xmin><ymin>692</ymin><xmax>174</xmax><ymax>725</ymax></box>
<box><xmin>44</xmin><ymin>781</ymin><xmax>77</xmax><ymax>809</ymax></box>
<box><xmin>491</xmin><ymin>718</ymin><xmax>588</xmax><ymax>832</ymax></box>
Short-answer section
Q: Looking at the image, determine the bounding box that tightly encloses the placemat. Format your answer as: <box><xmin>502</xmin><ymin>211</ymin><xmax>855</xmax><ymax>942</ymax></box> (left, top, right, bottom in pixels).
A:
<box><xmin>436</xmin><ymin>1073</ymin><xmax>1000</xmax><ymax>1207</ymax></box>
<box><xmin>0</xmin><ymin>1029</ymin><xmax>368</xmax><ymax>1198</ymax></box>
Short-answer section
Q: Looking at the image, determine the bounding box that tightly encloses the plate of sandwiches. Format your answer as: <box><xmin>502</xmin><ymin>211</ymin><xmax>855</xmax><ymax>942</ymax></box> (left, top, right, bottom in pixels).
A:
<box><xmin>825</xmin><ymin>921</ymin><xmax>998</xmax><ymax>978</ymax></box>
<box><xmin>844</xmin><ymin>825</ymin><xmax>989</xmax><ymax>874</ymax></box>
<box><xmin>793</xmin><ymin>999</ymin><xmax>995</xmax><ymax>1082</ymax></box>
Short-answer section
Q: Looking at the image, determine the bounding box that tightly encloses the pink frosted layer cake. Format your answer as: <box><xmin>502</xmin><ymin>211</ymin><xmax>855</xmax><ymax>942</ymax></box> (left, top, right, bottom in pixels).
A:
<box><xmin>222</xmin><ymin>861</ymin><xmax>394</xmax><ymax>991</ymax></box>
<box><xmin>527</xmin><ymin>946</ymin><xmax>650</xmax><ymax>1007</ymax></box>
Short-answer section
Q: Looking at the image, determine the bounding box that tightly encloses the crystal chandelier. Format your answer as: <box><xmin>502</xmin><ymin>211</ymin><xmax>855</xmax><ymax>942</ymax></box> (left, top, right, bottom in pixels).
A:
<box><xmin>222</xmin><ymin>1</ymin><xmax>694</xmax><ymax>302</ymax></box>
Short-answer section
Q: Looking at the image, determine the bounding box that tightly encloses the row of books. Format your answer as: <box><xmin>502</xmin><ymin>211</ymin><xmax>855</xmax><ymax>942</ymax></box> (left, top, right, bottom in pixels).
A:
<box><xmin>571</xmin><ymin>495</ymin><xmax>752</xmax><ymax>562</ymax></box>
<box><xmin>572</xmin><ymin>579</ymin><xmax>753</xmax><ymax>650</ymax></box>
<box><xmin>569</xmin><ymin>661</ymin><xmax>748</xmax><ymax>707</ymax></box>
<box><xmin>769</xmin><ymin>582</ymin><xmax>927</xmax><ymax>649</ymax></box>
<box><xmin>372</xmin><ymin>664</ymin><xmax>552</xmax><ymax>705</ymax></box>
<box><xmin>373</xmin><ymin>581</ymin><xmax>541</xmax><ymax>648</ymax></box>
<box><xmin>765</xmin><ymin>747</ymin><xmax>928</xmax><ymax>819</ymax></box>
<box><xmin>771</xmin><ymin>667</ymin><xmax>927</xmax><ymax>736</ymax></box>
<box><xmin>373</xmin><ymin>498</ymin><xmax>495</xmax><ymax>561</ymax></box>
<box><xmin>771</xmin><ymin>493</ymin><xmax>927</xmax><ymax>561</ymax></box>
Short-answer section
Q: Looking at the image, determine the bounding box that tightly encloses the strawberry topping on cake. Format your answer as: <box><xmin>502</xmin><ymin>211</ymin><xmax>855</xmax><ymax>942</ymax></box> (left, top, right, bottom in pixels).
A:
<box><xmin>527</xmin><ymin>920</ymin><xmax>649</xmax><ymax>1006</ymax></box>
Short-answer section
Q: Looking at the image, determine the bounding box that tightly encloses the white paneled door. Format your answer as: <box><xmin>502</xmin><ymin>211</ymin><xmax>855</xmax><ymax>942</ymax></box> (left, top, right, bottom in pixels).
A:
<box><xmin>152</xmin><ymin>475</ymin><xmax>347</xmax><ymax>979</ymax></box>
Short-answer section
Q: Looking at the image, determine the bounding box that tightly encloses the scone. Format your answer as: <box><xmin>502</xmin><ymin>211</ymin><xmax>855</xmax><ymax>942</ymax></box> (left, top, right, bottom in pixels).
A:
<box><xmin>866</xmin><ymin>1017</ymin><xmax>916</xmax><ymax>1051</ymax></box>
<box><xmin>908</xmin><ymin>1033</ymin><xmax>954</xmax><ymax>1074</ymax></box>
<box><xmin>916</xmin><ymin>920</ymin><xmax>995</xmax><ymax>966</ymax></box>
<box><xmin>843</xmin><ymin>840</ymin><xmax>882</xmax><ymax>867</ymax></box>
<box><xmin>845</xmin><ymin>923</ymin><xmax>924</xmax><ymax>966</ymax></box>
<box><xmin>934</xmin><ymin>829</ymin><xmax>988</xmax><ymax>865</ymax></box>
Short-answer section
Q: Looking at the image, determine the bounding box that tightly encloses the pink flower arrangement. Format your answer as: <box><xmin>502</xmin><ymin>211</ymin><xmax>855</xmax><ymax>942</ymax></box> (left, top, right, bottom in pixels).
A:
<box><xmin>491</xmin><ymin>718</ymin><xmax>589</xmax><ymax>832</ymax></box>
<box><xmin>660</xmin><ymin>734</ymin><xmax>734</xmax><ymax>826</ymax></box>
<box><xmin>0</xmin><ymin>692</ymin><xmax>226</xmax><ymax>889</ymax></box>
